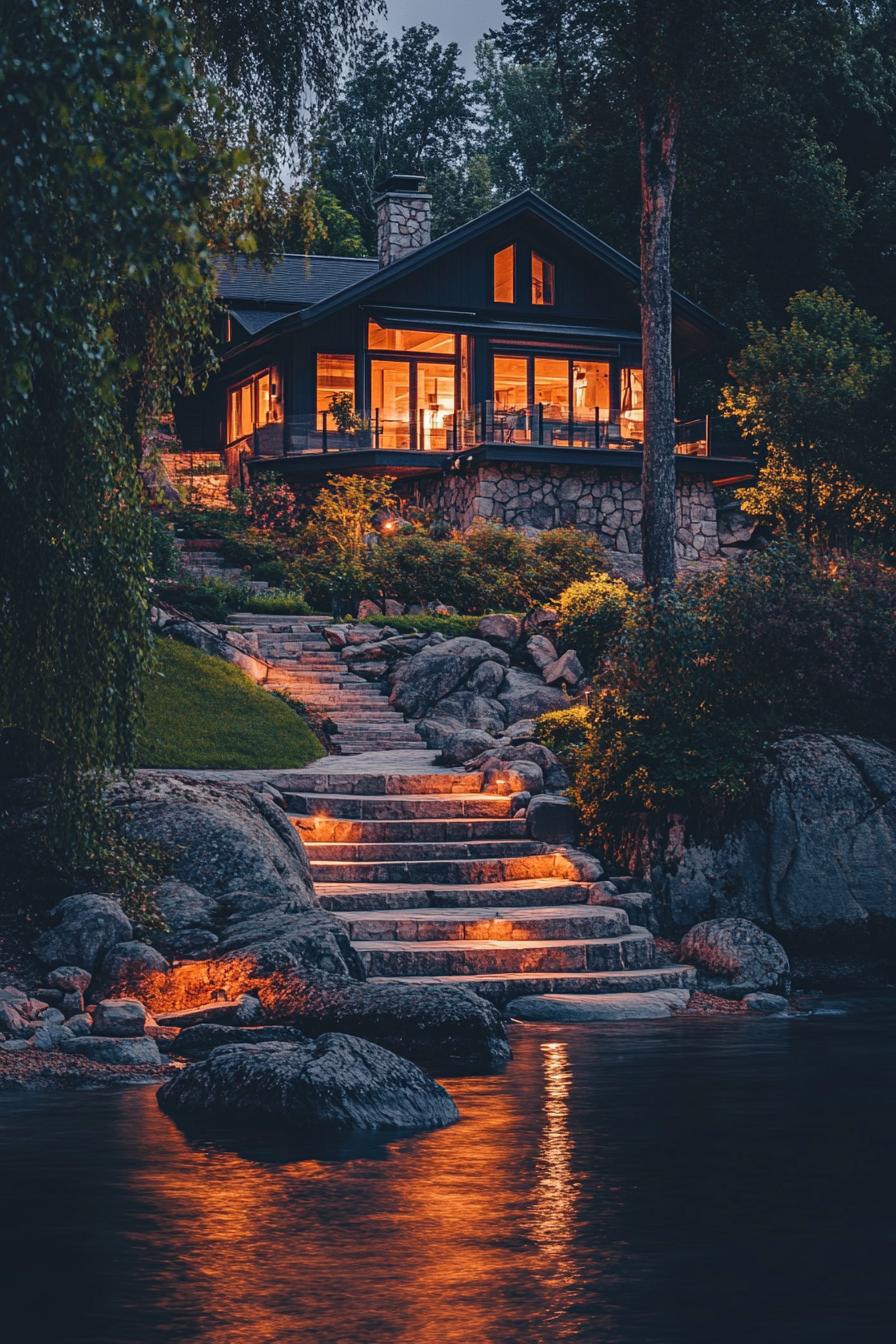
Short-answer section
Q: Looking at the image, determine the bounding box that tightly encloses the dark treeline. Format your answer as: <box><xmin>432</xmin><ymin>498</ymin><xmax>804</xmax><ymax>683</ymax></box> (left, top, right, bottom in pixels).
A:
<box><xmin>314</xmin><ymin>2</ymin><xmax>896</xmax><ymax>369</ymax></box>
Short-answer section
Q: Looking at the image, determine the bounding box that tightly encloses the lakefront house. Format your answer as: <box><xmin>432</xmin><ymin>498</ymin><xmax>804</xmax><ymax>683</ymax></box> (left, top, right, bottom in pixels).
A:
<box><xmin>174</xmin><ymin>176</ymin><xmax>753</xmax><ymax>561</ymax></box>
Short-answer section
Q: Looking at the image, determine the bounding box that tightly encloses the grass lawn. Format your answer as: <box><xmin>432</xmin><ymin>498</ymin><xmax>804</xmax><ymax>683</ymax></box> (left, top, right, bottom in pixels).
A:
<box><xmin>137</xmin><ymin>638</ymin><xmax>324</xmax><ymax>769</ymax></box>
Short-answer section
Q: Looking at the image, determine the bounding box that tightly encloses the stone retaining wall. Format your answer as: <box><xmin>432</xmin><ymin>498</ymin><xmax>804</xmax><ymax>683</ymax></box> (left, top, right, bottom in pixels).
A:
<box><xmin>395</xmin><ymin>463</ymin><xmax>720</xmax><ymax>560</ymax></box>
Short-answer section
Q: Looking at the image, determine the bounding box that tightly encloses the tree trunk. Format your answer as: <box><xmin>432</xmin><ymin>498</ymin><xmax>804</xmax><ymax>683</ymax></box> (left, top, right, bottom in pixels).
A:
<box><xmin>638</xmin><ymin>88</ymin><xmax>680</xmax><ymax>587</ymax></box>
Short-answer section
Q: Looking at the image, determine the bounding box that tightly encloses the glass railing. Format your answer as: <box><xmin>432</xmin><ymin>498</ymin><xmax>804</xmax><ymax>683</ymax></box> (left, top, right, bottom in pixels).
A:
<box><xmin>262</xmin><ymin>409</ymin><xmax>739</xmax><ymax>458</ymax></box>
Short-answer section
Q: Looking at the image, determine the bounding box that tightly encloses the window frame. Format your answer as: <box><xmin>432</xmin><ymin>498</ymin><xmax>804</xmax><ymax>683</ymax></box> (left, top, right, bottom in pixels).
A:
<box><xmin>531</xmin><ymin>251</ymin><xmax>555</xmax><ymax>306</ymax></box>
<box><xmin>226</xmin><ymin>365</ymin><xmax>282</xmax><ymax>446</ymax></box>
<box><xmin>492</xmin><ymin>243</ymin><xmax>516</xmax><ymax>304</ymax></box>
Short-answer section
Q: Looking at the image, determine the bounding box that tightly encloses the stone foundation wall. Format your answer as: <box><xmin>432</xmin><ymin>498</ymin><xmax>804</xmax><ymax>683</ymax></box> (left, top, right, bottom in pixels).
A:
<box><xmin>396</xmin><ymin>463</ymin><xmax>720</xmax><ymax>560</ymax></box>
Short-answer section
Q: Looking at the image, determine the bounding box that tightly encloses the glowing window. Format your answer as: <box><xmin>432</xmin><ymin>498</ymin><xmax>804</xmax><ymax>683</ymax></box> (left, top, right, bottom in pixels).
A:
<box><xmin>572</xmin><ymin>361</ymin><xmax>610</xmax><ymax>420</ymax></box>
<box><xmin>226</xmin><ymin>367</ymin><xmax>282</xmax><ymax>444</ymax></box>
<box><xmin>316</xmin><ymin>354</ymin><xmax>355</xmax><ymax>427</ymax></box>
<box><xmin>493</xmin><ymin>356</ymin><xmax>528</xmax><ymax>410</ymax></box>
<box><xmin>367</xmin><ymin>321</ymin><xmax>455</xmax><ymax>354</ymax></box>
<box><xmin>493</xmin><ymin>245</ymin><xmax>515</xmax><ymax>303</ymax></box>
<box><xmin>620</xmin><ymin>367</ymin><xmax>644</xmax><ymax>440</ymax></box>
<box><xmin>531</xmin><ymin>252</ymin><xmax>555</xmax><ymax>305</ymax></box>
<box><xmin>534</xmin><ymin>358</ymin><xmax>568</xmax><ymax>418</ymax></box>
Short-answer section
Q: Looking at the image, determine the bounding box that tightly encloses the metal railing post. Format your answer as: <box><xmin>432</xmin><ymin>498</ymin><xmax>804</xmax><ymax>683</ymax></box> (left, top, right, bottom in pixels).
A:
<box><xmin>322</xmin><ymin>411</ymin><xmax>329</xmax><ymax>454</ymax></box>
<box><xmin>374</xmin><ymin>408</ymin><xmax>380</xmax><ymax>450</ymax></box>
<box><xmin>537</xmin><ymin>402</ymin><xmax>544</xmax><ymax>445</ymax></box>
<box><xmin>705</xmin><ymin>414</ymin><xmax>712</xmax><ymax>457</ymax></box>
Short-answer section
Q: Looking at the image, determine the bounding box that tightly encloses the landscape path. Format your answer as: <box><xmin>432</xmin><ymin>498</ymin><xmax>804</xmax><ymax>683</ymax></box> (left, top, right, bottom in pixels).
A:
<box><xmin>252</xmin><ymin>749</ymin><xmax>697</xmax><ymax>1011</ymax></box>
<box><xmin>227</xmin><ymin>614</ymin><xmax>427</xmax><ymax>756</ymax></box>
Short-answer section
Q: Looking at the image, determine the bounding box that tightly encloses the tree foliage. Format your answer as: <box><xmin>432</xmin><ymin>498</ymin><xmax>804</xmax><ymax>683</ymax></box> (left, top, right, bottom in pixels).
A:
<box><xmin>319</xmin><ymin>23</ymin><xmax>477</xmax><ymax>248</ymax></box>
<box><xmin>721</xmin><ymin>289</ymin><xmax>894</xmax><ymax>545</ymax></box>
<box><xmin>0</xmin><ymin>0</ymin><xmax>225</xmax><ymax>861</ymax></box>
<box><xmin>565</xmin><ymin>544</ymin><xmax>896</xmax><ymax>858</ymax></box>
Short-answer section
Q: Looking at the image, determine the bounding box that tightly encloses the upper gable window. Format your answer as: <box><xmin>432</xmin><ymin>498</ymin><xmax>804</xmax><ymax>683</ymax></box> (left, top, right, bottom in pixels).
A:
<box><xmin>493</xmin><ymin>244</ymin><xmax>515</xmax><ymax>303</ymax></box>
<box><xmin>532</xmin><ymin>252</ymin><xmax>555</xmax><ymax>305</ymax></box>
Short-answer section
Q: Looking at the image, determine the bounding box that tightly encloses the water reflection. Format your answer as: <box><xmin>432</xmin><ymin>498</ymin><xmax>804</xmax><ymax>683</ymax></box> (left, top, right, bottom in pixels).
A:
<box><xmin>1</xmin><ymin>1008</ymin><xmax>895</xmax><ymax>1344</ymax></box>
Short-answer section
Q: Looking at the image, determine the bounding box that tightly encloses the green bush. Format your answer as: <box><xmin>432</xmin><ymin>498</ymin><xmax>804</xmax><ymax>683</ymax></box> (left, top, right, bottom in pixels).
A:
<box><xmin>148</xmin><ymin>513</ymin><xmax>183</xmax><ymax>580</ymax></box>
<box><xmin>536</xmin><ymin>705</ymin><xmax>591</xmax><ymax>759</ymax></box>
<box><xmin>570</xmin><ymin>543</ymin><xmax>896</xmax><ymax>856</ymax></box>
<box><xmin>366</xmin><ymin>613</ymin><xmax>483</xmax><ymax>639</ymax></box>
<box><xmin>239</xmin><ymin>589</ymin><xmax>312</xmax><ymax>615</ymax></box>
<box><xmin>157</xmin><ymin>578</ymin><xmax>244</xmax><ymax>623</ymax></box>
<box><xmin>532</xmin><ymin>528</ymin><xmax>607</xmax><ymax>602</ymax></box>
<box><xmin>557</xmin><ymin>573</ymin><xmax>634</xmax><ymax>674</ymax></box>
<box><xmin>368</xmin><ymin>532</ymin><xmax>470</xmax><ymax>609</ymax></box>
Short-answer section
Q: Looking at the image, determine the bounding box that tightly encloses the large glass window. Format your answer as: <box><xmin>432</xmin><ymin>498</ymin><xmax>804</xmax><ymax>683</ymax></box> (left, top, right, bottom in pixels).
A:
<box><xmin>416</xmin><ymin>362</ymin><xmax>456</xmax><ymax>451</ymax></box>
<box><xmin>620</xmin><ymin>367</ymin><xmax>644</xmax><ymax>440</ymax></box>
<box><xmin>493</xmin><ymin>245</ymin><xmax>515</xmax><ymax>303</ymax></box>
<box><xmin>370</xmin><ymin>359</ymin><xmax>411</xmax><ymax>449</ymax></box>
<box><xmin>226</xmin><ymin>367</ymin><xmax>282</xmax><ymax>444</ymax></box>
<box><xmin>367</xmin><ymin>321</ymin><xmax>455</xmax><ymax>354</ymax></box>
<box><xmin>572</xmin><ymin>361</ymin><xmax>610</xmax><ymax>421</ymax></box>
<box><xmin>316</xmin><ymin>354</ymin><xmax>355</xmax><ymax>427</ymax></box>
<box><xmin>534</xmin><ymin>358</ymin><xmax>569</xmax><ymax>420</ymax></box>
<box><xmin>493</xmin><ymin>356</ymin><xmax>528</xmax><ymax>410</ymax></box>
<box><xmin>532</xmin><ymin>252</ymin><xmax>555</xmax><ymax>305</ymax></box>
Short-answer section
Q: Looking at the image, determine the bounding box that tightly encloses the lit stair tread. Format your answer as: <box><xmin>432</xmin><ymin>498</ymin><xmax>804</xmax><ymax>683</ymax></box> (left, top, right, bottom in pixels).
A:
<box><xmin>353</xmin><ymin>930</ymin><xmax>650</xmax><ymax>954</ymax></box>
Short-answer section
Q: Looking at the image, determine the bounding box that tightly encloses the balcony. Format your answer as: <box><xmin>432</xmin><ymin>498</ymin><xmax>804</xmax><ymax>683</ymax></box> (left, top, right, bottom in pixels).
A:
<box><xmin>247</xmin><ymin>404</ymin><xmax>726</xmax><ymax>459</ymax></box>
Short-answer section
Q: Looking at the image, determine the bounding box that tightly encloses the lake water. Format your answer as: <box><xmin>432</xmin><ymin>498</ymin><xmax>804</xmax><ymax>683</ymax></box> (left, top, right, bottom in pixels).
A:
<box><xmin>2</xmin><ymin>1002</ymin><xmax>895</xmax><ymax>1343</ymax></box>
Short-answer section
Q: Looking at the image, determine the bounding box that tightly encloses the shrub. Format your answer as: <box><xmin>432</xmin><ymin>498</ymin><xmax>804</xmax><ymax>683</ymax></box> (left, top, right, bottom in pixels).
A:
<box><xmin>532</xmin><ymin>528</ymin><xmax>607</xmax><ymax>602</ymax></box>
<box><xmin>239</xmin><ymin>589</ymin><xmax>312</xmax><ymax>615</ymax></box>
<box><xmin>557</xmin><ymin>573</ymin><xmax>634</xmax><ymax>674</ymax></box>
<box><xmin>366</xmin><ymin>613</ymin><xmax>482</xmax><ymax>639</ymax></box>
<box><xmin>536</xmin><ymin>706</ymin><xmax>591</xmax><ymax>759</ymax></box>
<box><xmin>148</xmin><ymin>514</ymin><xmax>183</xmax><ymax>580</ymax></box>
<box><xmin>368</xmin><ymin>532</ymin><xmax>470</xmax><ymax>608</ymax></box>
<box><xmin>570</xmin><ymin>543</ymin><xmax>896</xmax><ymax>857</ymax></box>
<box><xmin>460</xmin><ymin>524</ymin><xmax>531</xmax><ymax>611</ymax></box>
<box><xmin>156</xmin><ymin>579</ymin><xmax>243</xmax><ymax>623</ymax></box>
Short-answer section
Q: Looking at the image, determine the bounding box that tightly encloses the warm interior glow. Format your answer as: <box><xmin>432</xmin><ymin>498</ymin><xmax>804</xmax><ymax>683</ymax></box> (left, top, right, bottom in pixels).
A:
<box><xmin>620</xmin><ymin>367</ymin><xmax>644</xmax><ymax>440</ymax></box>
<box><xmin>370</xmin><ymin>358</ymin><xmax>411</xmax><ymax>448</ymax></box>
<box><xmin>416</xmin><ymin>361</ymin><xmax>456</xmax><ymax>449</ymax></box>
<box><xmin>493</xmin><ymin>356</ymin><xmax>528</xmax><ymax>411</ymax></box>
<box><xmin>316</xmin><ymin>353</ymin><xmax>355</xmax><ymax>427</ymax></box>
<box><xmin>367</xmin><ymin>321</ymin><xmax>455</xmax><ymax>354</ymax></box>
<box><xmin>493</xmin><ymin>245</ymin><xmax>515</xmax><ymax>303</ymax></box>
<box><xmin>226</xmin><ymin>367</ymin><xmax>282</xmax><ymax>444</ymax></box>
<box><xmin>534</xmin><ymin>358</ymin><xmax>568</xmax><ymax>420</ymax></box>
<box><xmin>531</xmin><ymin>252</ymin><xmax>555</xmax><ymax>305</ymax></box>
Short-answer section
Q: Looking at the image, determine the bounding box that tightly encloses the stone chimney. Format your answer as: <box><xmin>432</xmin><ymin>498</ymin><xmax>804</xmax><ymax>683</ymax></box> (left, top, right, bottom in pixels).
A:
<box><xmin>374</xmin><ymin>173</ymin><xmax>432</xmax><ymax>267</ymax></box>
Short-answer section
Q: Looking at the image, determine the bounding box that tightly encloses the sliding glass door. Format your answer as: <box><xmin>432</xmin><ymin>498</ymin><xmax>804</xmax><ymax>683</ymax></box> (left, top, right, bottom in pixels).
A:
<box><xmin>370</xmin><ymin>359</ymin><xmax>411</xmax><ymax>449</ymax></box>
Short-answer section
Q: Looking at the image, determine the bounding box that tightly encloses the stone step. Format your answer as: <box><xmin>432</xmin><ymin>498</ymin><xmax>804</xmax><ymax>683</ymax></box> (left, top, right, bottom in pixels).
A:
<box><xmin>505</xmin><ymin>989</ymin><xmax>691</xmax><ymax>1022</ymax></box>
<box><xmin>369</xmin><ymin>964</ymin><xmax>698</xmax><ymax>1008</ymax></box>
<box><xmin>330</xmin><ymin>739</ymin><xmax>424</xmax><ymax>753</ymax></box>
<box><xmin>355</xmin><ymin>929</ymin><xmax>656</xmax><ymax>978</ymax></box>
<box><xmin>304</xmin><ymin>838</ymin><xmax>545</xmax><ymax>862</ymax></box>
<box><xmin>294</xmin><ymin>816</ymin><xmax>528</xmax><ymax>844</ymax></box>
<box><xmin>290</xmin><ymin>770</ymin><xmax>483</xmax><ymax>796</ymax></box>
<box><xmin>338</xmin><ymin>903</ymin><xmax>630</xmax><ymax>943</ymax></box>
<box><xmin>315</xmin><ymin>877</ymin><xmax>592</xmax><ymax>911</ymax></box>
<box><xmin>308</xmin><ymin>854</ymin><xmax>557</xmax><ymax>884</ymax></box>
<box><xmin>334</xmin><ymin>743</ymin><xmax>424</xmax><ymax>755</ymax></box>
<box><xmin>283</xmin><ymin>791</ymin><xmax>511</xmax><ymax>820</ymax></box>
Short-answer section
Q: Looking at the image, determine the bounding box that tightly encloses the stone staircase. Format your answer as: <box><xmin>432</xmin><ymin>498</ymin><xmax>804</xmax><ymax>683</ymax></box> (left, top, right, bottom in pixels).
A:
<box><xmin>228</xmin><ymin>615</ymin><xmax>426</xmax><ymax>756</ymax></box>
<box><xmin>282</xmin><ymin>758</ymin><xmax>696</xmax><ymax>1009</ymax></box>
<box><xmin>177</xmin><ymin>540</ymin><xmax>269</xmax><ymax>592</ymax></box>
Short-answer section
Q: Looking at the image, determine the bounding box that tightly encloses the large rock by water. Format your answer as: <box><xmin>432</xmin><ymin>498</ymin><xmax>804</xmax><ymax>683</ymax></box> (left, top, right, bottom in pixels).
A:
<box><xmin>157</xmin><ymin>1036</ymin><xmax>460</xmax><ymax>1133</ymax></box>
<box><xmin>33</xmin><ymin>895</ymin><xmax>133</xmax><ymax>973</ymax></box>
<box><xmin>258</xmin><ymin>971</ymin><xmax>512</xmax><ymax>1074</ymax></box>
<box><xmin>108</xmin><ymin>773</ymin><xmax>317</xmax><ymax>911</ymax></box>
<box><xmin>643</xmin><ymin>735</ymin><xmax>896</xmax><ymax>937</ymax></box>
<box><xmin>680</xmin><ymin>918</ymin><xmax>791</xmax><ymax>996</ymax></box>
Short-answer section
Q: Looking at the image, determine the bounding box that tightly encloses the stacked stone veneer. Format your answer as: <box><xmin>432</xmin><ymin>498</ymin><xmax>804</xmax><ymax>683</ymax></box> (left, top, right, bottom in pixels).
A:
<box><xmin>396</xmin><ymin>463</ymin><xmax>720</xmax><ymax>560</ymax></box>
<box><xmin>375</xmin><ymin>192</ymin><xmax>433</xmax><ymax>267</ymax></box>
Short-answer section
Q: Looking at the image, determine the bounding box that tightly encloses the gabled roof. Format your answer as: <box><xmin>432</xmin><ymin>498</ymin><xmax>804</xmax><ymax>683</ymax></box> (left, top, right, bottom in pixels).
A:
<box><xmin>221</xmin><ymin>190</ymin><xmax>725</xmax><ymax>357</ymax></box>
<box><xmin>215</xmin><ymin>253</ymin><xmax>379</xmax><ymax>309</ymax></box>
